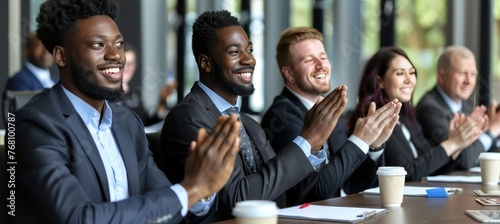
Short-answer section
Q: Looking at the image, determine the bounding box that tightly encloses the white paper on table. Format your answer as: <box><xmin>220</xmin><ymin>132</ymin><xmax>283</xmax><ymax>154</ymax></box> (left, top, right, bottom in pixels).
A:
<box><xmin>361</xmin><ymin>186</ymin><xmax>462</xmax><ymax>197</ymax></box>
<box><xmin>469</xmin><ymin>166</ymin><xmax>481</xmax><ymax>173</ymax></box>
<box><xmin>278</xmin><ymin>205</ymin><xmax>387</xmax><ymax>223</ymax></box>
<box><xmin>425</xmin><ymin>175</ymin><xmax>493</xmax><ymax>183</ymax></box>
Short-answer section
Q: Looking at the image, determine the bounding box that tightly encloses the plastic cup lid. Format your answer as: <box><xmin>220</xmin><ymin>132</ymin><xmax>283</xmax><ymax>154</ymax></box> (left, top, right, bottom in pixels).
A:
<box><xmin>479</xmin><ymin>152</ymin><xmax>500</xmax><ymax>160</ymax></box>
<box><xmin>232</xmin><ymin>200</ymin><xmax>278</xmax><ymax>218</ymax></box>
<box><xmin>376</xmin><ymin>166</ymin><xmax>407</xmax><ymax>176</ymax></box>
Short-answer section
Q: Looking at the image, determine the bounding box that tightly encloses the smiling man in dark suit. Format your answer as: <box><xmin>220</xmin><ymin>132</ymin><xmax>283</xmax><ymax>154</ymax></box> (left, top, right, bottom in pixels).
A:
<box><xmin>260</xmin><ymin>27</ymin><xmax>400</xmax><ymax>205</ymax></box>
<box><xmin>158</xmin><ymin>11</ymin><xmax>400</xmax><ymax>222</ymax></box>
<box><xmin>14</xmin><ymin>0</ymin><xmax>241</xmax><ymax>223</ymax></box>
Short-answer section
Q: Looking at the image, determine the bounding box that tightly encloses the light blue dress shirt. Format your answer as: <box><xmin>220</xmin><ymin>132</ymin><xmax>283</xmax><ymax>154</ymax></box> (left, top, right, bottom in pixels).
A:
<box><xmin>25</xmin><ymin>62</ymin><xmax>55</xmax><ymax>88</ymax></box>
<box><xmin>198</xmin><ymin>82</ymin><xmax>327</xmax><ymax>169</ymax></box>
<box><xmin>62</xmin><ymin>87</ymin><xmax>129</xmax><ymax>202</ymax></box>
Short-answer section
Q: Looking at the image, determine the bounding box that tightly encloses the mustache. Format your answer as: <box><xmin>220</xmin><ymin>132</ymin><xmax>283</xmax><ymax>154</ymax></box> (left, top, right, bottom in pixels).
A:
<box><xmin>99</xmin><ymin>60</ymin><xmax>124</xmax><ymax>67</ymax></box>
<box><xmin>313</xmin><ymin>69</ymin><xmax>329</xmax><ymax>74</ymax></box>
<box><xmin>233</xmin><ymin>66</ymin><xmax>255</xmax><ymax>73</ymax></box>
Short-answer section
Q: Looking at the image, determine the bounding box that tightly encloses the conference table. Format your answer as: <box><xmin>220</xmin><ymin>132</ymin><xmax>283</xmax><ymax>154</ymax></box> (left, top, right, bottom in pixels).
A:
<box><xmin>216</xmin><ymin>171</ymin><xmax>499</xmax><ymax>223</ymax></box>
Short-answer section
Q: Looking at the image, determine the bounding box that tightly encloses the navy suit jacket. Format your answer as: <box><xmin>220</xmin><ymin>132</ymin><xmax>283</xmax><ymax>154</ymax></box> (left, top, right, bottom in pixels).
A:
<box><xmin>385</xmin><ymin>115</ymin><xmax>451</xmax><ymax>181</ymax></box>
<box><xmin>260</xmin><ymin>87</ymin><xmax>381</xmax><ymax>205</ymax></box>
<box><xmin>416</xmin><ymin>86</ymin><xmax>491</xmax><ymax>174</ymax></box>
<box><xmin>5</xmin><ymin>65</ymin><xmax>56</xmax><ymax>90</ymax></box>
<box><xmin>15</xmin><ymin>83</ymin><xmax>184</xmax><ymax>224</ymax></box>
<box><xmin>159</xmin><ymin>82</ymin><xmax>316</xmax><ymax>222</ymax></box>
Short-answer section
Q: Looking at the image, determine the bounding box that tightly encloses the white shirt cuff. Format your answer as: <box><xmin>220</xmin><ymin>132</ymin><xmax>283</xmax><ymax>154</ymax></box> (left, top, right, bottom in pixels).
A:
<box><xmin>348</xmin><ymin>135</ymin><xmax>383</xmax><ymax>161</ymax></box>
<box><xmin>170</xmin><ymin>184</ymin><xmax>188</xmax><ymax>216</ymax></box>
<box><xmin>479</xmin><ymin>133</ymin><xmax>493</xmax><ymax>151</ymax></box>
<box><xmin>348</xmin><ymin>135</ymin><xmax>369</xmax><ymax>154</ymax></box>
<box><xmin>294</xmin><ymin>136</ymin><xmax>312</xmax><ymax>156</ymax></box>
<box><xmin>294</xmin><ymin>136</ymin><xmax>327</xmax><ymax>169</ymax></box>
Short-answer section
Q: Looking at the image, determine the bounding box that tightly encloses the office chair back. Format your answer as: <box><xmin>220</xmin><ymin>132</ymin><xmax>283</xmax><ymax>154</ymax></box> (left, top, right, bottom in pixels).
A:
<box><xmin>2</xmin><ymin>90</ymin><xmax>42</xmax><ymax>124</ymax></box>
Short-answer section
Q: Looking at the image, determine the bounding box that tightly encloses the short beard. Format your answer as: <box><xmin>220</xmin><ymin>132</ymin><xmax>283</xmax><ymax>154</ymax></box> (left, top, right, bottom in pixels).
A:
<box><xmin>213</xmin><ymin>63</ymin><xmax>255</xmax><ymax>96</ymax></box>
<box><xmin>70</xmin><ymin>60</ymin><xmax>124</xmax><ymax>102</ymax></box>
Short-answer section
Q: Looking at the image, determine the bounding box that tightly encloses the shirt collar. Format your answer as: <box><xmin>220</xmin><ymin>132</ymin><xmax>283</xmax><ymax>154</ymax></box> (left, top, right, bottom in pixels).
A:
<box><xmin>286</xmin><ymin>86</ymin><xmax>316</xmax><ymax>110</ymax></box>
<box><xmin>61</xmin><ymin>85</ymin><xmax>113</xmax><ymax>128</ymax></box>
<box><xmin>436</xmin><ymin>85</ymin><xmax>462</xmax><ymax>113</ymax></box>
<box><xmin>25</xmin><ymin>61</ymin><xmax>51</xmax><ymax>83</ymax></box>
<box><xmin>197</xmin><ymin>82</ymin><xmax>240</xmax><ymax>112</ymax></box>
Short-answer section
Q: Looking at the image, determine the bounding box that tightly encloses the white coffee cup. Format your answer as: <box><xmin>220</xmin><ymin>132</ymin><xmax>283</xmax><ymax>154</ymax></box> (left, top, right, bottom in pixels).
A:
<box><xmin>377</xmin><ymin>166</ymin><xmax>407</xmax><ymax>207</ymax></box>
<box><xmin>232</xmin><ymin>200</ymin><xmax>278</xmax><ymax>224</ymax></box>
<box><xmin>479</xmin><ymin>152</ymin><xmax>500</xmax><ymax>185</ymax></box>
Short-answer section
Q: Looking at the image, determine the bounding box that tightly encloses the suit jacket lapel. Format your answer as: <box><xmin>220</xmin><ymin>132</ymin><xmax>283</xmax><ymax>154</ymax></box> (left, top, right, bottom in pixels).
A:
<box><xmin>24</xmin><ymin>66</ymin><xmax>45</xmax><ymax>89</ymax></box>
<box><xmin>282</xmin><ymin>88</ymin><xmax>308</xmax><ymax>113</ymax></box>
<box><xmin>111</xmin><ymin>114</ymin><xmax>140</xmax><ymax>195</ymax></box>
<box><xmin>191</xmin><ymin>83</ymin><xmax>222</xmax><ymax>124</ymax></box>
<box><xmin>191</xmin><ymin>83</ymin><xmax>269</xmax><ymax>172</ymax></box>
<box><xmin>52</xmin><ymin>84</ymin><xmax>112</xmax><ymax>201</ymax></box>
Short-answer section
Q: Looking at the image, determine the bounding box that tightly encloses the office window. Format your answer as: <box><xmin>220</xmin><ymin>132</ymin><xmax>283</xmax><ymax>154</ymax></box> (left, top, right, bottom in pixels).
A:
<box><xmin>362</xmin><ymin>0</ymin><xmax>381</xmax><ymax>62</ymax></box>
<box><xmin>290</xmin><ymin>0</ymin><xmax>312</xmax><ymax>27</ymax></box>
<box><xmin>492</xmin><ymin>0</ymin><xmax>500</xmax><ymax>100</ymax></box>
<box><xmin>184</xmin><ymin>0</ymin><xmax>199</xmax><ymax>97</ymax></box>
<box><xmin>396</xmin><ymin>0</ymin><xmax>446</xmax><ymax>103</ymax></box>
<box><xmin>247</xmin><ymin>0</ymin><xmax>265</xmax><ymax>112</ymax></box>
<box><xmin>165</xmin><ymin>0</ymin><xmax>179</xmax><ymax>81</ymax></box>
<box><xmin>29</xmin><ymin>0</ymin><xmax>46</xmax><ymax>32</ymax></box>
<box><xmin>322</xmin><ymin>0</ymin><xmax>334</xmax><ymax>64</ymax></box>
<box><xmin>364</xmin><ymin>0</ymin><xmax>446</xmax><ymax>103</ymax></box>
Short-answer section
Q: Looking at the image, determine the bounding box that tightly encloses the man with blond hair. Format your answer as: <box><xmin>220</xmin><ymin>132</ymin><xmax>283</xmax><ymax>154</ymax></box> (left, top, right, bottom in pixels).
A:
<box><xmin>261</xmin><ymin>27</ymin><xmax>401</xmax><ymax>206</ymax></box>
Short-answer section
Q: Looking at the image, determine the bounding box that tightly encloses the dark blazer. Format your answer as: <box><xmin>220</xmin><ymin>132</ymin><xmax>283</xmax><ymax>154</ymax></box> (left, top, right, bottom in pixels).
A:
<box><xmin>120</xmin><ymin>87</ymin><xmax>162</xmax><ymax>126</ymax></box>
<box><xmin>15</xmin><ymin>83</ymin><xmax>184</xmax><ymax>224</ymax></box>
<box><xmin>5</xmin><ymin>65</ymin><xmax>56</xmax><ymax>90</ymax></box>
<box><xmin>416</xmin><ymin>86</ymin><xmax>489</xmax><ymax>173</ymax></box>
<box><xmin>260</xmin><ymin>87</ymin><xmax>381</xmax><ymax>205</ymax></box>
<box><xmin>159</xmin><ymin>82</ymin><xmax>316</xmax><ymax>222</ymax></box>
<box><xmin>385</xmin><ymin>115</ymin><xmax>451</xmax><ymax>181</ymax></box>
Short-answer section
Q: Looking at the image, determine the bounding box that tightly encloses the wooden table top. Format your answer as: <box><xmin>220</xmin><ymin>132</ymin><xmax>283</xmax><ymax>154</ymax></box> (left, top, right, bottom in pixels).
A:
<box><xmin>216</xmin><ymin>178</ymin><xmax>500</xmax><ymax>223</ymax></box>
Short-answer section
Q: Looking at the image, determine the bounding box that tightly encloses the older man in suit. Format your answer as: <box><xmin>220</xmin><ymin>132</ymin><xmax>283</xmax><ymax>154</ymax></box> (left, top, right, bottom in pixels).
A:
<box><xmin>416</xmin><ymin>46</ymin><xmax>500</xmax><ymax>174</ymax></box>
<box><xmin>158</xmin><ymin>11</ymin><xmax>400</xmax><ymax>222</ymax></box>
<box><xmin>260</xmin><ymin>27</ymin><xmax>400</xmax><ymax>205</ymax></box>
<box><xmin>14</xmin><ymin>0</ymin><xmax>241</xmax><ymax>223</ymax></box>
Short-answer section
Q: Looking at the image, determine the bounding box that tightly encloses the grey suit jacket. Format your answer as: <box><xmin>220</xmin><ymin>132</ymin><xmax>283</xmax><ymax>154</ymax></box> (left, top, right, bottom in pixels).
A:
<box><xmin>159</xmin><ymin>82</ymin><xmax>315</xmax><ymax>222</ymax></box>
<box><xmin>416</xmin><ymin>86</ymin><xmax>487</xmax><ymax>173</ymax></box>
<box><xmin>15</xmin><ymin>83</ymin><xmax>183</xmax><ymax>224</ymax></box>
<box><xmin>260</xmin><ymin>87</ymin><xmax>381</xmax><ymax>204</ymax></box>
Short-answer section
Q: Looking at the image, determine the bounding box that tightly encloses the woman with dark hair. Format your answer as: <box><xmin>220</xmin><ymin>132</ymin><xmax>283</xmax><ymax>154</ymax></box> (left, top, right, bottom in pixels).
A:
<box><xmin>347</xmin><ymin>46</ymin><xmax>484</xmax><ymax>182</ymax></box>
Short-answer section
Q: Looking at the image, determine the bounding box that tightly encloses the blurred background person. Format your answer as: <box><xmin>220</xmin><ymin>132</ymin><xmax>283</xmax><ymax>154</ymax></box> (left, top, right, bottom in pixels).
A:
<box><xmin>416</xmin><ymin>46</ymin><xmax>500</xmax><ymax>174</ymax></box>
<box><xmin>347</xmin><ymin>46</ymin><xmax>484</xmax><ymax>182</ymax></box>
<box><xmin>120</xmin><ymin>43</ymin><xmax>177</xmax><ymax>127</ymax></box>
<box><xmin>5</xmin><ymin>32</ymin><xmax>56</xmax><ymax>91</ymax></box>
